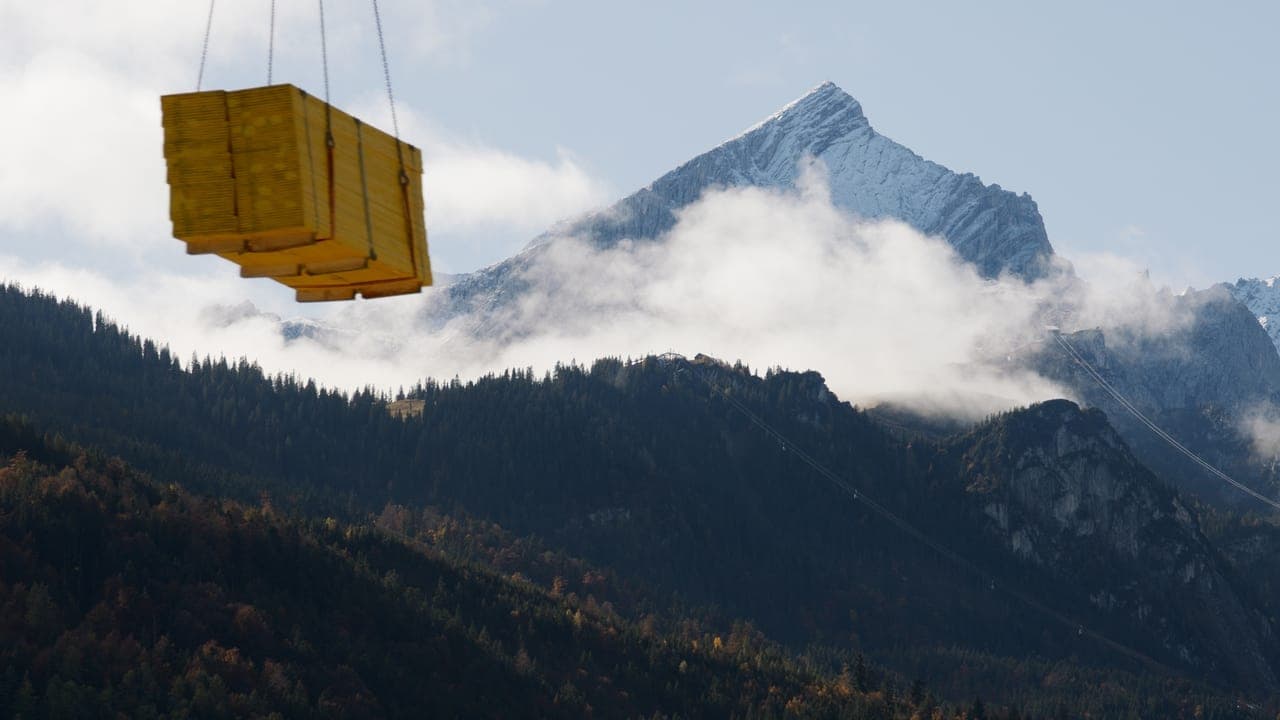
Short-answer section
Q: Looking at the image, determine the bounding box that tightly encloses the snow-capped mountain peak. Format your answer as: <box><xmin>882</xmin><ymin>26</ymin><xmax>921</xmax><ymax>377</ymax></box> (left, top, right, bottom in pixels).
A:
<box><xmin>437</xmin><ymin>82</ymin><xmax>1057</xmax><ymax>328</ymax></box>
<box><xmin>730</xmin><ymin>80</ymin><xmax>867</xmax><ymax>142</ymax></box>
<box><xmin>519</xmin><ymin>81</ymin><xmax>1052</xmax><ymax>280</ymax></box>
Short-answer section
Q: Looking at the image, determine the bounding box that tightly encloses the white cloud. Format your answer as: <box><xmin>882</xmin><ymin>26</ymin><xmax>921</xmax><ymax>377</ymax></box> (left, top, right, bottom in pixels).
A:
<box><xmin>0</xmin><ymin>0</ymin><xmax>610</xmax><ymax>276</ymax></box>
<box><xmin>342</xmin><ymin>101</ymin><xmax>613</xmax><ymax>271</ymax></box>
<box><xmin>0</xmin><ymin>0</ymin><xmax>300</xmax><ymax>254</ymax></box>
<box><xmin>424</xmin><ymin>143</ymin><xmax>609</xmax><ymax>238</ymax></box>
<box><xmin>0</xmin><ymin>254</ymin><xmax>431</xmax><ymax>390</ymax></box>
<box><xmin>1240</xmin><ymin>405</ymin><xmax>1280</xmax><ymax>462</ymax></box>
<box><xmin>0</xmin><ymin>49</ymin><xmax>169</xmax><ymax>251</ymax></box>
<box><xmin>464</xmin><ymin>166</ymin><xmax>1068</xmax><ymax>417</ymax></box>
<box><xmin>0</xmin><ymin>168</ymin><xmax>1073</xmax><ymax>418</ymax></box>
<box><xmin>1040</xmin><ymin>251</ymin><xmax>1195</xmax><ymax>338</ymax></box>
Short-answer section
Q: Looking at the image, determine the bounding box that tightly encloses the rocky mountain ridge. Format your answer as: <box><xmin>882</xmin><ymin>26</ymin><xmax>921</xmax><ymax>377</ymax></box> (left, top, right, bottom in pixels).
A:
<box><xmin>1026</xmin><ymin>285</ymin><xmax>1280</xmax><ymax>506</ymax></box>
<box><xmin>1229</xmin><ymin>276</ymin><xmax>1280</xmax><ymax>354</ymax></box>
<box><xmin>535</xmin><ymin>81</ymin><xmax>1053</xmax><ymax>277</ymax></box>
<box><xmin>431</xmin><ymin>81</ymin><xmax>1056</xmax><ymax>328</ymax></box>
<box><xmin>955</xmin><ymin>399</ymin><xmax>1277</xmax><ymax>689</ymax></box>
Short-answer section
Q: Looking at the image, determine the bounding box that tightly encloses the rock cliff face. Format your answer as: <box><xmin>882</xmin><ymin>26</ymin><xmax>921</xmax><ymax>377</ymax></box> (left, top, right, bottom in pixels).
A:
<box><xmin>954</xmin><ymin>400</ymin><xmax>1278</xmax><ymax>690</ymax></box>
<box><xmin>432</xmin><ymin>82</ymin><xmax>1055</xmax><ymax>326</ymax></box>
<box><xmin>1052</xmin><ymin>287</ymin><xmax>1280</xmax><ymax>412</ymax></box>
<box><xmin>1026</xmin><ymin>286</ymin><xmax>1280</xmax><ymax>506</ymax></box>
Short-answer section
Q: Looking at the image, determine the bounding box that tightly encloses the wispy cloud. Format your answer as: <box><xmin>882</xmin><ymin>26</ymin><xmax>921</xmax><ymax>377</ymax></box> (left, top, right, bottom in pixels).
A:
<box><xmin>426</xmin><ymin>142</ymin><xmax>608</xmax><ymax>241</ymax></box>
<box><xmin>1240</xmin><ymin>405</ymin><xmax>1280</xmax><ymax>462</ymax></box>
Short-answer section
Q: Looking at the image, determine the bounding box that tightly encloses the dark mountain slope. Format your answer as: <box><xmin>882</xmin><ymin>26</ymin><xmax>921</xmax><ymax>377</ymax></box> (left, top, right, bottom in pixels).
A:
<box><xmin>950</xmin><ymin>400</ymin><xmax>1276</xmax><ymax>690</ymax></box>
<box><xmin>0</xmin><ymin>285</ymin><xmax>1277</xmax><ymax>710</ymax></box>
<box><xmin>0</xmin><ymin>423</ymin><xmax>895</xmax><ymax>719</ymax></box>
<box><xmin>0</xmin><ymin>285</ymin><xmax>421</xmax><ymax>509</ymax></box>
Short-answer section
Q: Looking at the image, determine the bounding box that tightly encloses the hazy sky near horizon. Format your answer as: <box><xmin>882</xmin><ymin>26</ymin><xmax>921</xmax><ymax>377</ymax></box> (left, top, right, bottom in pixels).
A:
<box><xmin>0</xmin><ymin>0</ymin><xmax>1275</xmax><ymax>311</ymax></box>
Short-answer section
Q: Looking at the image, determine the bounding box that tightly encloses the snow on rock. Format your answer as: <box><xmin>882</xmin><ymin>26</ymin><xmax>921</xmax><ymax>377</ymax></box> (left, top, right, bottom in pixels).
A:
<box><xmin>1228</xmin><ymin>276</ymin><xmax>1280</xmax><ymax>355</ymax></box>
<box><xmin>531</xmin><ymin>81</ymin><xmax>1053</xmax><ymax>278</ymax></box>
<box><xmin>435</xmin><ymin>82</ymin><xmax>1055</xmax><ymax>326</ymax></box>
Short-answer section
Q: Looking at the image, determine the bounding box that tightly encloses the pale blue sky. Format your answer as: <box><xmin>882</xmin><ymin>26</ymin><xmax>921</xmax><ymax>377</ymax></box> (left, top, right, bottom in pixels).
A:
<box><xmin>1</xmin><ymin>0</ymin><xmax>1276</xmax><ymax>292</ymax></box>
<box><xmin>405</xmin><ymin>0</ymin><xmax>1278</xmax><ymax>285</ymax></box>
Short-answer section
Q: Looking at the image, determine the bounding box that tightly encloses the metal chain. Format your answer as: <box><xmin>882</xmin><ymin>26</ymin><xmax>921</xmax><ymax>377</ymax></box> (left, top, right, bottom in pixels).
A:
<box><xmin>317</xmin><ymin>0</ymin><xmax>336</xmax><ymax>245</ymax></box>
<box><xmin>370</xmin><ymin>0</ymin><xmax>415</xmax><ymax>271</ymax></box>
<box><xmin>370</xmin><ymin>0</ymin><xmax>401</xmax><ymax>141</ymax></box>
<box><xmin>267</xmin><ymin>0</ymin><xmax>277</xmax><ymax>84</ymax></box>
<box><xmin>196</xmin><ymin>0</ymin><xmax>217</xmax><ymax>91</ymax></box>
<box><xmin>317</xmin><ymin>0</ymin><xmax>332</xmax><ymax>109</ymax></box>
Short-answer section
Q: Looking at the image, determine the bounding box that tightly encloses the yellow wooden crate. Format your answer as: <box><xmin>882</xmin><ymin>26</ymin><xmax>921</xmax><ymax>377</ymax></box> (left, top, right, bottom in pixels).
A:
<box><xmin>161</xmin><ymin>84</ymin><xmax>431</xmax><ymax>302</ymax></box>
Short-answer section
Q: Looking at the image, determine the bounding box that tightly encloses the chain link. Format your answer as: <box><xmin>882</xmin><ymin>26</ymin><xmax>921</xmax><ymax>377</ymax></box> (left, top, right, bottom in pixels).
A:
<box><xmin>267</xmin><ymin>0</ymin><xmax>277</xmax><ymax>84</ymax></box>
<box><xmin>196</xmin><ymin>0</ymin><xmax>216</xmax><ymax>91</ymax></box>
<box><xmin>317</xmin><ymin>0</ymin><xmax>331</xmax><ymax>109</ymax></box>
<box><xmin>370</xmin><ymin>0</ymin><xmax>401</xmax><ymax>141</ymax></box>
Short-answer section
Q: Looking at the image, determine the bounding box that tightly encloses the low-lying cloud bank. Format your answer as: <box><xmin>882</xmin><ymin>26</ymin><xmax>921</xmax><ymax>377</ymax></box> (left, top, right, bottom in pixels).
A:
<box><xmin>457</xmin><ymin>165</ymin><xmax>1068</xmax><ymax>416</ymax></box>
<box><xmin>2</xmin><ymin>160</ymin><xmax>1207</xmax><ymax>419</ymax></box>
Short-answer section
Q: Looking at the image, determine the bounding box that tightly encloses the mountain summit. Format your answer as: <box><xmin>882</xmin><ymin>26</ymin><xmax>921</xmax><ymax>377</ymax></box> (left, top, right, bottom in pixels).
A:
<box><xmin>436</xmin><ymin>82</ymin><xmax>1055</xmax><ymax>325</ymax></box>
<box><xmin>544</xmin><ymin>80</ymin><xmax>1054</xmax><ymax>279</ymax></box>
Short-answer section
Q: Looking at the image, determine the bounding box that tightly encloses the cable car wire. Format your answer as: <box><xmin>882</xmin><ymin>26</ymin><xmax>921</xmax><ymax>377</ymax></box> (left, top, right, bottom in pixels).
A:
<box><xmin>1051</xmin><ymin>332</ymin><xmax>1280</xmax><ymax>513</ymax></box>
<box><xmin>668</xmin><ymin>355</ymin><xmax>1174</xmax><ymax>675</ymax></box>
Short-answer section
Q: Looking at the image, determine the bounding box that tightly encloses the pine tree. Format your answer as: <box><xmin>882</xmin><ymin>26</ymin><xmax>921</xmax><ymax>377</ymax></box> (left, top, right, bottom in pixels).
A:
<box><xmin>853</xmin><ymin>653</ymin><xmax>870</xmax><ymax>693</ymax></box>
<box><xmin>909</xmin><ymin>677</ymin><xmax>926</xmax><ymax>706</ymax></box>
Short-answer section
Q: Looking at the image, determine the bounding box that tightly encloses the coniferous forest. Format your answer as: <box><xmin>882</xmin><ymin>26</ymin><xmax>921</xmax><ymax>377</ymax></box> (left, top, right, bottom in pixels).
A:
<box><xmin>0</xmin><ymin>284</ymin><xmax>1276</xmax><ymax>718</ymax></box>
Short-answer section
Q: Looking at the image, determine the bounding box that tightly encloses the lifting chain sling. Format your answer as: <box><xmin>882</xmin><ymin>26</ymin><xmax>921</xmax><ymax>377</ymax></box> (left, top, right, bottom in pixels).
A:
<box><xmin>192</xmin><ymin>0</ymin><xmax>418</xmax><ymax>274</ymax></box>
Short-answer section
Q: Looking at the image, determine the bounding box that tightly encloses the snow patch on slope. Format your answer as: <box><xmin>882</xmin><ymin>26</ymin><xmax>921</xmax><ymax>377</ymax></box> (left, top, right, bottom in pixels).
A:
<box><xmin>1228</xmin><ymin>277</ymin><xmax>1280</xmax><ymax>354</ymax></box>
<box><xmin>517</xmin><ymin>82</ymin><xmax>1052</xmax><ymax>278</ymax></box>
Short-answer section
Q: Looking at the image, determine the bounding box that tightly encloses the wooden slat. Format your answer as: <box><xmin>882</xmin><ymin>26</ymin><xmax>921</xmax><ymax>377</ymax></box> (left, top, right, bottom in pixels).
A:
<box><xmin>296</xmin><ymin>286</ymin><xmax>357</xmax><ymax>303</ymax></box>
<box><xmin>360</xmin><ymin>278</ymin><xmax>424</xmax><ymax>299</ymax></box>
<box><xmin>303</xmin><ymin>257</ymin><xmax>369</xmax><ymax>275</ymax></box>
<box><xmin>169</xmin><ymin>180</ymin><xmax>236</xmax><ymax>236</ymax></box>
<box><xmin>191</xmin><ymin>228</ymin><xmax>316</xmax><ymax>255</ymax></box>
<box><xmin>161</xmin><ymin>91</ymin><xmax>228</xmax><ymax>149</ymax></box>
<box><xmin>240</xmin><ymin>262</ymin><xmax>301</xmax><ymax>278</ymax></box>
<box><xmin>166</xmin><ymin>149</ymin><xmax>233</xmax><ymax>185</ymax></box>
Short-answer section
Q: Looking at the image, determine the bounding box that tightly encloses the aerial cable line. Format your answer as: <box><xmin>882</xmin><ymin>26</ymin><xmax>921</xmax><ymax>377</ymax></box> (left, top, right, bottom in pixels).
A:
<box><xmin>667</xmin><ymin>355</ymin><xmax>1173</xmax><ymax>675</ymax></box>
<box><xmin>1051</xmin><ymin>332</ymin><xmax>1280</xmax><ymax>513</ymax></box>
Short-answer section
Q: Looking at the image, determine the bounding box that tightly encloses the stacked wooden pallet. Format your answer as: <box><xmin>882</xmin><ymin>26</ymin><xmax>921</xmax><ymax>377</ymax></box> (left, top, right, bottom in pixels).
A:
<box><xmin>162</xmin><ymin>84</ymin><xmax>431</xmax><ymax>302</ymax></box>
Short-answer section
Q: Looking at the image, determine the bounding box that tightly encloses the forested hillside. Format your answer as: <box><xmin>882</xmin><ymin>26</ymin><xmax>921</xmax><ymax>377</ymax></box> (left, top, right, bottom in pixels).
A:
<box><xmin>0</xmin><ymin>285</ymin><xmax>1275</xmax><ymax>717</ymax></box>
<box><xmin>0</xmin><ymin>422</ymin><xmax>919</xmax><ymax>719</ymax></box>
